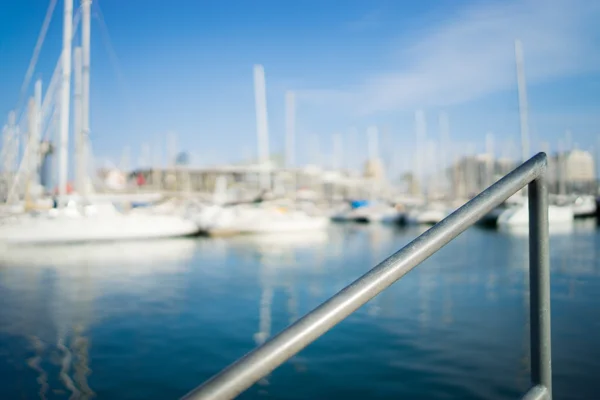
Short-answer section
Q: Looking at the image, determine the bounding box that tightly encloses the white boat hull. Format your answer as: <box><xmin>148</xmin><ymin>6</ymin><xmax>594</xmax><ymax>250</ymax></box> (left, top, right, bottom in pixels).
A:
<box><xmin>406</xmin><ymin>205</ymin><xmax>451</xmax><ymax>226</ymax></box>
<box><xmin>497</xmin><ymin>203</ymin><xmax>574</xmax><ymax>233</ymax></box>
<box><xmin>195</xmin><ymin>205</ymin><xmax>329</xmax><ymax>236</ymax></box>
<box><xmin>331</xmin><ymin>205</ymin><xmax>402</xmax><ymax>224</ymax></box>
<box><xmin>0</xmin><ymin>212</ymin><xmax>199</xmax><ymax>245</ymax></box>
<box><xmin>572</xmin><ymin>196</ymin><xmax>597</xmax><ymax>218</ymax></box>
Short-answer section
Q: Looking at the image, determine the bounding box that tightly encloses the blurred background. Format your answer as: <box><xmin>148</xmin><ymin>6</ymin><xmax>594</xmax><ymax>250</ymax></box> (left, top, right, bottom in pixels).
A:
<box><xmin>0</xmin><ymin>0</ymin><xmax>599</xmax><ymax>399</ymax></box>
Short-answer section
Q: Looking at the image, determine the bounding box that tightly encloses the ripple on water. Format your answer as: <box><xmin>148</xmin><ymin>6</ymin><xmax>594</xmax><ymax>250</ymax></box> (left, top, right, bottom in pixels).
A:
<box><xmin>0</xmin><ymin>226</ymin><xmax>598</xmax><ymax>399</ymax></box>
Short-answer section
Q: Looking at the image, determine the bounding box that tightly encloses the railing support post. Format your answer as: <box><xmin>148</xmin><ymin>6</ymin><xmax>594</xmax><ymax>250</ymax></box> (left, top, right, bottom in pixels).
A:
<box><xmin>528</xmin><ymin>174</ymin><xmax>552</xmax><ymax>399</ymax></box>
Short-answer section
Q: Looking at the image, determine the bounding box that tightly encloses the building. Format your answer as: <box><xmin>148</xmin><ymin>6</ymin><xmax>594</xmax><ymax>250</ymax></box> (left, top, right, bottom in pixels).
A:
<box><xmin>447</xmin><ymin>155</ymin><xmax>517</xmax><ymax>198</ymax></box>
<box><xmin>363</xmin><ymin>158</ymin><xmax>386</xmax><ymax>182</ymax></box>
<box><xmin>547</xmin><ymin>149</ymin><xmax>596</xmax><ymax>194</ymax></box>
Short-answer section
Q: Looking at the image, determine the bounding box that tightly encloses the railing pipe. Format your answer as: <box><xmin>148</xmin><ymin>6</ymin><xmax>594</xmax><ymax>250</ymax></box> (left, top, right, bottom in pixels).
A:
<box><xmin>522</xmin><ymin>385</ymin><xmax>549</xmax><ymax>400</ymax></box>
<box><xmin>528</xmin><ymin>174</ymin><xmax>552</xmax><ymax>398</ymax></box>
<box><xmin>182</xmin><ymin>153</ymin><xmax>549</xmax><ymax>400</ymax></box>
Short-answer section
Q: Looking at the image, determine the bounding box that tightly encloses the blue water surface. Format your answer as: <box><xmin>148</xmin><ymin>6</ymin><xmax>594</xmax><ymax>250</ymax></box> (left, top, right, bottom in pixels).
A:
<box><xmin>0</xmin><ymin>222</ymin><xmax>598</xmax><ymax>400</ymax></box>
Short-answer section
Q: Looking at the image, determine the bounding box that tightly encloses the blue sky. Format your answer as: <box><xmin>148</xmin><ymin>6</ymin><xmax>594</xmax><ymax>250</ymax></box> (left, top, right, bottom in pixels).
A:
<box><xmin>1</xmin><ymin>0</ymin><xmax>600</xmax><ymax>174</ymax></box>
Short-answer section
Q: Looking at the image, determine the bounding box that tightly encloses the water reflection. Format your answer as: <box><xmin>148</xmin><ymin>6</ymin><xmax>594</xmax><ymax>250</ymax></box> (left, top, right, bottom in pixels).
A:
<box><xmin>0</xmin><ymin>224</ymin><xmax>598</xmax><ymax>400</ymax></box>
<box><xmin>221</xmin><ymin>231</ymin><xmax>332</xmax><ymax>389</ymax></box>
<box><xmin>0</xmin><ymin>238</ymin><xmax>197</xmax><ymax>399</ymax></box>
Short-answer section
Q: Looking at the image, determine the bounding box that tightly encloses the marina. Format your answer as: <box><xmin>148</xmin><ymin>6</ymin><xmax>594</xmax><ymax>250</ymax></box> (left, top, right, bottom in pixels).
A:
<box><xmin>1</xmin><ymin>0</ymin><xmax>600</xmax><ymax>399</ymax></box>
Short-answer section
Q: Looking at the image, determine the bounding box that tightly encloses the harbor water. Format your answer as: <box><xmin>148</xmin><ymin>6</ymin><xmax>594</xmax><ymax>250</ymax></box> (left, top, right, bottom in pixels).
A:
<box><xmin>0</xmin><ymin>222</ymin><xmax>599</xmax><ymax>399</ymax></box>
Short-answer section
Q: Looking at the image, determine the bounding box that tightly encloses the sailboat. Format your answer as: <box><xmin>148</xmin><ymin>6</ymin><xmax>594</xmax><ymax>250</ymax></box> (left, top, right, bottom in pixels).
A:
<box><xmin>406</xmin><ymin>202</ymin><xmax>451</xmax><ymax>226</ymax></box>
<box><xmin>193</xmin><ymin>65</ymin><xmax>329</xmax><ymax>236</ymax></box>
<box><xmin>497</xmin><ymin>40</ymin><xmax>573</xmax><ymax>232</ymax></box>
<box><xmin>0</xmin><ymin>0</ymin><xmax>199</xmax><ymax>245</ymax></box>
<box><xmin>330</xmin><ymin>127</ymin><xmax>403</xmax><ymax>224</ymax></box>
<box><xmin>570</xmin><ymin>195</ymin><xmax>597</xmax><ymax>218</ymax></box>
<box><xmin>195</xmin><ymin>181</ymin><xmax>329</xmax><ymax>236</ymax></box>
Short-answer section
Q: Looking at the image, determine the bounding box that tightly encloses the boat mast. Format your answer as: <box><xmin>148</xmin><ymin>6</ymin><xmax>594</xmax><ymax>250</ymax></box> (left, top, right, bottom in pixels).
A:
<box><xmin>58</xmin><ymin>0</ymin><xmax>73</xmax><ymax>207</ymax></box>
<box><xmin>439</xmin><ymin>112</ymin><xmax>450</xmax><ymax>195</ymax></box>
<box><xmin>253</xmin><ymin>65</ymin><xmax>270</xmax><ymax>190</ymax></box>
<box><xmin>285</xmin><ymin>91</ymin><xmax>297</xmax><ymax>200</ymax></box>
<box><xmin>558</xmin><ymin>140</ymin><xmax>566</xmax><ymax>196</ymax></box>
<box><xmin>32</xmin><ymin>80</ymin><xmax>42</xmax><ymax>189</ymax></box>
<box><xmin>515</xmin><ymin>39</ymin><xmax>530</xmax><ymax>163</ymax></box>
<box><xmin>81</xmin><ymin>0</ymin><xmax>91</xmax><ymax>200</ymax></box>
<box><xmin>414</xmin><ymin>110</ymin><xmax>426</xmax><ymax>198</ymax></box>
<box><xmin>367</xmin><ymin>126</ymin><xmax>379</xmax><ymax>199</ymax></box>
<box><xmin>285</xmin><ymin>91</ymin><xmax>295</xmax><ymax>168</ymax></box>
<box><xmin>485</xmin><ymin>131</ymin><xmax>495</xmax><ymax>188</ymax></box>
<box><xmin>73</xmin><ymin>46</ymin><xmax>82</xmax><ymax>194</ymax></box>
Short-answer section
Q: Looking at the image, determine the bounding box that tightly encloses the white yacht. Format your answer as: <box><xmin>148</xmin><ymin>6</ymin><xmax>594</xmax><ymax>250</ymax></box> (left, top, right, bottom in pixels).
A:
<box><xmin>194</xmin><ymin>203</ymin><xmax>329</xmax><ymax>236</ymax></box>
<box><xmin>331</xmin><ymin>201</ymin><xmax>403</xmax><ymax>224</ymax></box>
<box><xmin>571</xmin><ymin>195</ymin><xmax>597</xmax><ymax>218</ymax></box>
<box><xmin>0</xmin><ymin>201</ymin><xmax>199</xmax><ymax>245</ymax></box>
<box><xmin>497</xmin><ymin>202</ymin><xmax>574</xmax><ymax>232</ymax></box>
<box><xmin>406</xmin><ymin>202</ymin><xmax>452</xmax><ymax>226</ymax></box>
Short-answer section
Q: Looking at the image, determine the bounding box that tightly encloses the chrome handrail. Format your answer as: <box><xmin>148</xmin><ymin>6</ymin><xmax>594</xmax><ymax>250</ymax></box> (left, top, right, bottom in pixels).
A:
<box><xmin>183</xmin><ymin>152</ymin><xmax>552</xmax><ymax>400</ymax></box>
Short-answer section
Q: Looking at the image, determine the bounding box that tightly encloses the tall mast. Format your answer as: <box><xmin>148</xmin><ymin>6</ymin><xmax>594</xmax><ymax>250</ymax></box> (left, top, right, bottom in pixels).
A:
<box><xmin>485</xmin><ymin>131</ymin><xmax>495</xmax><ymax>187</ymax></box>
<box><xmin>26</xmin><ymin>97</ymin><xmax>36</xmax><ymax>202</ymax></box>
<box><xmin>26</xmin><ymin>80</ymin><xmax>43</xmax><ymax>190</ymax></box>
<box><xmin>58</xmin><ymin>0</ymin><xmax>73</xmax><ymax>206</ymax></box>
<box><xmin>439</xmin><ymin>112</ymin><xmax>450</xmax><ymax>193</ymax></box>
<box><xmin>367</xmin><ymin>126</ymin><xmax>380</xmax><ymax>199</ymax></box>
<box><xmin>414</xmin><ymin>110</ymin><xmax>427</xmax><ymax>197</ymax></box>
<box><xmin>253</xmin><ymin>65</ymin><xmax>270</xmax><ymax>190</ymax></box>
<box><xmin>34</xmin><ymin>80</ymin><xmax>42</xmax><ymax>186</ymax></box>
<box><xmin>81</xmin><ymin>0</ymin><xmax>91</xmax><ymax>199</ymax></box>
<box><xmin>5</xmin><ymin>111</ymin><xmax>17</xmax><ymax>173</ymax></box>
<box><xmin>73</xmin><ymin>46</ymin><xmax>82</xmax><ymax>193</ymax></box>
<box><xmin>285</xmin><ymin>91</ymin><xmax>295</xmax><ymax>168</ymax></box>
<box><xmin>515</xmin><ymin>39</ymin><xmax>530</xmax><ymax>163</ymax></box>
<box><xmin>558</xmin><ymin>140</ymin><xmax>566</xmax><ymax>196</ymax></box>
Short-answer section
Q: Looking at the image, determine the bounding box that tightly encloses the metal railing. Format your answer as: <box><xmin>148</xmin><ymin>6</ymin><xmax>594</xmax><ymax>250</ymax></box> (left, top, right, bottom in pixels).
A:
<box><xmin>182</xmin><ymin>152</ymin><xmax>552</xmax><ymax>400</ymax></box>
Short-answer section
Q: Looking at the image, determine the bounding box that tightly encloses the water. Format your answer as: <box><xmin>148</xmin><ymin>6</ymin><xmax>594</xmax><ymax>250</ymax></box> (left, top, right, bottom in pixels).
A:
<box><xmin>0</xmin><ymin>222</ymin><xmax>599</xmax><ymax>399</ymax></box>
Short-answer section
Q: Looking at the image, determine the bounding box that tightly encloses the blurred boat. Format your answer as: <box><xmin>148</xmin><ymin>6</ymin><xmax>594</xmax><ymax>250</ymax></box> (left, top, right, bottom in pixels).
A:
<box><xmin>477</xmin><ymin>195</ymin><xmax>526</xmax><ymax>228</ymax></box>
<box><xmin>571</xmin><ymin>195</ymin><xmax>596</xmax><ymax>218</ymax></box>
<box><xmin>497</xmin><ymin>202</ymin><xmax>574</xmax><ymax>230</ymax></box>
<box><xmin>331</xmin><ymin>200</ymin><xmax>404</xmax><ymax>224</ymax></box>
<box><xmin>194</xmin><ymin>204</ymin><xmax>329</xmax><ymax>236</ymax></box>
<box><xmin>406</xmin><ymin>202</ymin><xmax>452</xmax><ymax>226</ymax></box>
<box><xmin>0</xmin><ymin>202</ymin><xmax>199</xmax><ymax>245</ymax></box>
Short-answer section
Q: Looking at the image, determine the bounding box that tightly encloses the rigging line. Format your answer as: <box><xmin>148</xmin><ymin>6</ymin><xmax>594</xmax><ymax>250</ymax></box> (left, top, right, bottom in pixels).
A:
<box><xmin>94</xmin><ymin>1</ymin><xmax>126</xmax><ymax>89</ymax></box>
<box><xmin>94</xmin><ymin>1</ymin><xmax>147</xmax><ymax>173</ymax></box>
<box><xmin>15</xmin><ymin>0</ymin><xmax>58</xmax><ymax>115</ymax></box>
<box><xmin>13</xmin><ymin>6</ymin><xmax>82</xmax><ymax>130</ymax></box>
<box><xmin>94</xmin><ymin>0</ymin><xmax>142</xmax><ymax>124</ymax></box>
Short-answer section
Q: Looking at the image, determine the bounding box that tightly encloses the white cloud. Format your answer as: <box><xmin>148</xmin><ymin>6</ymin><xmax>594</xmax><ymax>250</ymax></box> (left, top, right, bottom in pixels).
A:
<box><xmin>297</xmin><ymin>0</ymin><xmax>600</xmax><ymax>115</ymax></box>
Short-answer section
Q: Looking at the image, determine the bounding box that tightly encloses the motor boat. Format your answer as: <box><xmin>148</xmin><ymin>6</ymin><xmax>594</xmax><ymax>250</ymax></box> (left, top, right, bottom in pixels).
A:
<box><xmin>477</xmin><ymin>195</ymin><xmax>526</xmax><ymax>228</ymax></box>
<box><xmin>331</xmin><ymin>200</ymin><xmax>403</xmax><ymax>224</ymax></box>
<box><xmin>406</xmin><ymin>202</ymin><xmax>452</xmax><ymax>226</ymax></box>
<box><xmin>571</xmin><ymin>195</ymin><xmax>597</xmax><ymax>218</ymax></box>
<box><xmin>497</xmin><ymin>202</ymin><xmax>574</xmax><ymax>232</ymax></box>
